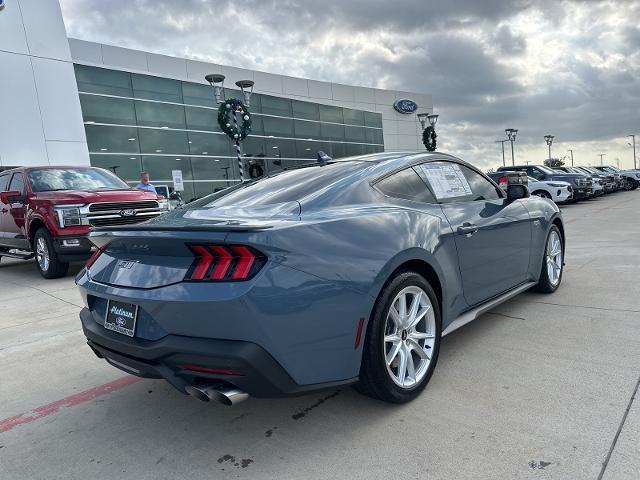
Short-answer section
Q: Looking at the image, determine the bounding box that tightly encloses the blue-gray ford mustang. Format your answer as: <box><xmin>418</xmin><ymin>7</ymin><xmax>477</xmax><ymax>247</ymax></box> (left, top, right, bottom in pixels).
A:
<box><xmin>77</xmin><ymin>152</ymin><xmax>564</xmax><ymax>405</ymax></box>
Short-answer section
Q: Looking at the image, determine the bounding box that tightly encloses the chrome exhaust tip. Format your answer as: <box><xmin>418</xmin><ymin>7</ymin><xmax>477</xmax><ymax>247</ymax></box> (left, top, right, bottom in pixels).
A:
<box><xmin>209</xmin><ymin>386</ymin><xmax>249</xmax><ymax>406</ymax></box>
<box><xmin>185</xmin><ymin>384</ymin><xmax>249</xmax><ymax>406</ymax></box>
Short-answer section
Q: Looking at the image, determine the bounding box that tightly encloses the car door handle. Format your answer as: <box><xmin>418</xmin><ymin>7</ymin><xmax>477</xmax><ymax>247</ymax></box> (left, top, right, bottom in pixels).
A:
<box><xmin>457</xmin><ymin>223</ymin><xmax>478</xmax><ymax>236</ymax></box>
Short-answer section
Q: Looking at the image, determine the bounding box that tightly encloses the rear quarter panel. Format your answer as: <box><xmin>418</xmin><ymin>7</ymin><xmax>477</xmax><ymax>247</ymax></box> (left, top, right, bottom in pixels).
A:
<box><xmin>226</xmin><ymin>204</ymin><xmax>465</xmax><ymax>332</ymax></box>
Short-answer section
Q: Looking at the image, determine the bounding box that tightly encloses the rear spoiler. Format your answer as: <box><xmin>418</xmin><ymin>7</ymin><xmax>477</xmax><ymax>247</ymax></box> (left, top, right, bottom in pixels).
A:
<box><xmin>90</xmin><ymin>223</ymin><xmax>273</xmax><ymax>234</ymax></box>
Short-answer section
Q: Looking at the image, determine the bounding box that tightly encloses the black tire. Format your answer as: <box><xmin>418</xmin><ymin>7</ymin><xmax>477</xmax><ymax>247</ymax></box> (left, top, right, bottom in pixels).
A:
<box><xmin>532</xmin><ymin>190</ymin><xmax>551</xmax><ymax>199</ymax></box>
<box><xmin>33</xmin><ymin>228</ymin><xmax>69</xmax><ymax>279</ymax></box>
<box><xmin>356</xmin><ymin>271</ymin><xmax>442</xmax><ymax>403</ymax></box>
<box><xmin>533</xmin><ymin>225</ymin><xmax>563</xmax><ymax>293</ymax></box>
<box><xmin>623</xmin><ymin>178</ymin><xmax>636</xmax><ymax>191</ymax></box>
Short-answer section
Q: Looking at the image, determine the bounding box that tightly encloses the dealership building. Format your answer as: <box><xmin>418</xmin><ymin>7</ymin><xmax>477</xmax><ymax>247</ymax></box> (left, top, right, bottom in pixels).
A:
<box><xmin>0</xmin><ymin>0</ymin><xmax>433</xmax><ymax>200</ymax></box>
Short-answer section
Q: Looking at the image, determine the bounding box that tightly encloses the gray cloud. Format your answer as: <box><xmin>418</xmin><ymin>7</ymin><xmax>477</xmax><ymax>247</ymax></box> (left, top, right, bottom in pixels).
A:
<box><xmin>60</xmin><ymin>0</ymin><xmax>640</xmax><ymax>169</ymax></box>
<box><xmin>493</xmin><ymin>25</ymin><xmax>527</xmax><ymax>55</ymax></box>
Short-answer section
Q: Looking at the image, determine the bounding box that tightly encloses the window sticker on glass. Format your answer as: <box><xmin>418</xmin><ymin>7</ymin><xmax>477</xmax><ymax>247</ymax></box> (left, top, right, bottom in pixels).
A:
<box><xmin>418</xmin><ymin>163</ymin><xmax>472</xmax><ymax>199</ymax></box>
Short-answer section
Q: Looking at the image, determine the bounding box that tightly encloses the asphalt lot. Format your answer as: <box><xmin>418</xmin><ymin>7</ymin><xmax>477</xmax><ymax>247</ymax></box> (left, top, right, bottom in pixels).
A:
<box><xmin>1</xmin><ymin>191</ymin><xmax>639</xmax><ymax>480</ymax></box>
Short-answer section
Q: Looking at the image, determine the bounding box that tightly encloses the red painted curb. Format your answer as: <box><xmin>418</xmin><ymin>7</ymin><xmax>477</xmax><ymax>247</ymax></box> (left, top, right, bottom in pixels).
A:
<box><xmin>0</xmin><ymin>375</ymin><xmax>142</xmax><ymax>434</ymax></box>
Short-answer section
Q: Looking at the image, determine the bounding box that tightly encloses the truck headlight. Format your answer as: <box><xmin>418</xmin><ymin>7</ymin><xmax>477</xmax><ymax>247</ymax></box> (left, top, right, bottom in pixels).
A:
<box><xmin>158</xmin><ymin>199</ymin><xmax>169</xmax><ymax>211</ymax></box>
<box><xmin>54</xmin><ymin>207</ymin><xmax>82</xmax><ymax>228</ymax></box>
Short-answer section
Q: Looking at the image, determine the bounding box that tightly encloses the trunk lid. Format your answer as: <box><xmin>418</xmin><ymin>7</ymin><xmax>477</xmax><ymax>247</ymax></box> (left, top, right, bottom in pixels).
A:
<box><xmin>86</xmin><ymin>201</ymin><xmax>300</xmax><ymax>289</ymax></box>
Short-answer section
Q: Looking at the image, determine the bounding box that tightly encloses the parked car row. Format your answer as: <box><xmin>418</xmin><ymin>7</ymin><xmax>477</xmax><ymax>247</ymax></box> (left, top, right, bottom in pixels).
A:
<box><xmin>489</xmin><ymin>164</ymin><xmax>639</xmax><ymax>204</ymax></box>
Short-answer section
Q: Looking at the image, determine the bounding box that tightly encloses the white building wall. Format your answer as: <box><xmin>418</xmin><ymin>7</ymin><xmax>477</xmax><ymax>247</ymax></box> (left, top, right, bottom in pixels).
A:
<box><xmin>68</xmin><ymin>39</ymin><xmax>433</xmax><ymax>152</ymax></box>
<box><xmin>0</xmin><ymin>0</ymin><xmax>89</xmax><ymax>168</ymax></box>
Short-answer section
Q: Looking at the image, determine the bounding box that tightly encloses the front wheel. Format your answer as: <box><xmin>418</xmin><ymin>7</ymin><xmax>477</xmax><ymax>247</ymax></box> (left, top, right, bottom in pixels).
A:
<box><xmin>34</xmin><ymin>228</ymin><xmax>69</xmax><ymax>279</ymax></box>
<box><xmin>533</xmin><ymin>226</ymin><xmax>563</xmax><ymax>293</ymax></box>
<box><xmin>356</xmin><ymin>271</ymin><xmax>441</xmax><ymax>403</ymax></box>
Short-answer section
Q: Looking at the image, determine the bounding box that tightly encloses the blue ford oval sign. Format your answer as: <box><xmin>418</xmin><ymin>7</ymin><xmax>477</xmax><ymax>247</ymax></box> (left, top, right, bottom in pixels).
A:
<box><xmin>393</xmin><ymin>99</ymin><xmax>418</xmax><ymax>114</ymax></box>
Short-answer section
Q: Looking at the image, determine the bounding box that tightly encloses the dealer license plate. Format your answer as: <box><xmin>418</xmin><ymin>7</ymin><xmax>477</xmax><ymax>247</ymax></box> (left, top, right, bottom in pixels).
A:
<box><xmin>104</xmin><ymin>300</ymin><xmax>138</xmax><ymax>337</ymax></box>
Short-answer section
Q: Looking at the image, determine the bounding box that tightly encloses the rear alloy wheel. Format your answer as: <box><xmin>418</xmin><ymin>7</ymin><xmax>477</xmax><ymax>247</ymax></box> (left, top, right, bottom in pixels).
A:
<box><xmin>357</xmin><ymin>271</ymin><xmax>441</xmax><ymax>403</ymax></box>
<box><xmin>533</xmin><ymin>226</ymin><xmax>563</xmax><ymax>293</ymax></box>
<box><xmin>34</xmin><ymin>228</ymin><xmax>69</xmax><ymax>279</ymax></box>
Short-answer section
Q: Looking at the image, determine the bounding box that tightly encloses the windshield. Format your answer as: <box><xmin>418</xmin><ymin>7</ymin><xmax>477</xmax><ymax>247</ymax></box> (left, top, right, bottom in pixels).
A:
<box><xmin>28</xmin><ymin>168</ymin><xmax>129</xmax><ymax>192</ymax></box>
<box><xmin>601</xmin><ymin>166</ymin><xmax>619</xmax><ymax>172</ymax></box>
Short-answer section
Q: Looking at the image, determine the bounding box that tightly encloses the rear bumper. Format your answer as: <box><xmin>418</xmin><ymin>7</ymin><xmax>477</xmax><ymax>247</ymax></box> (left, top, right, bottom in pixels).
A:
<box><xmin>80</xmin><ymin>307</ymin><xmax>356</xmax><ymax>397</ymax></box>
<box><xmin>53</xmin><ymin>235</ymin><xmax>93</xmax><ymax>262</ymax></box>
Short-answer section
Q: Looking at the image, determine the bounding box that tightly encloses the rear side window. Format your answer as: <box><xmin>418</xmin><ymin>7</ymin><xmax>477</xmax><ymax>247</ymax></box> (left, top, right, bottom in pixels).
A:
<box><xmin>375</xmin><ymin>167</ymin><xmax>436</xmax><ymax>203</ymax></box>
<box><xmin>0</xmin><ymin>175</ymin><xmax>8</xmax><ymax>192</ymax></box>
<box><xmin>416</xmin><ymin>161</ymin><xmax>501</xmax><ymax>202</ymax></box>
<box><xmin>9</xmin><ymin>173</ymin><xmax>25</xmax><ymax>195</ymax></box>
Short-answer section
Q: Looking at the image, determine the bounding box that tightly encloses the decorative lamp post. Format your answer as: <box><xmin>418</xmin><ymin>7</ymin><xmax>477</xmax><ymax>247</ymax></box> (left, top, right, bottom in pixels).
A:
<box><xmin>236</xmin><ymin>80</ymin><xmax>255</xmax><ymax>107</ymax></box>
<box><xmin>544</xmin><ymin>134</ymin><xmax>554</xmax><ymax>161</ymax></box>
<box><xmin>505</xmin><ymin>128</ymin><xmax>518</xmax><ymax>166</ymax></box>
<box><xmin>417</xmin><ymin>113</ymin><xmax>428</xmax><ymax>130</ymax></box>
<box><xmin>205</xmin><ymin>74</ymin><xmax>226</xmax><ymax>102</ymax></box>
<box><xmin>418</xmin><ymin>113</ymin><xmax>439</xmax><ymax>151</ymax></box>
<box><xmin>495</xmin><ymin>140</ymin><xmax>508</xmax><ymax>167</ymax></box>
<box><xmin>206</xmin><ymin>74</ymin><xmax>254</xmax><ymax>182</ymax></box>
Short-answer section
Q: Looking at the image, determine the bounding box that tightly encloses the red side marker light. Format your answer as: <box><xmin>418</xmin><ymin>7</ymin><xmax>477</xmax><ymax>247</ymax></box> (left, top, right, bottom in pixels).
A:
<box><xmin>354</xmin><ymin>318</ymin><xmax>365</xmax><ymax>349</ymax></box>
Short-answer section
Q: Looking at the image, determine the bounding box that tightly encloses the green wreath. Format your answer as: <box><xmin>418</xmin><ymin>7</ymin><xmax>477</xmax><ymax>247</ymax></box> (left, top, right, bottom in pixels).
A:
<box><xmin>422</xmin><ymin>126</ymin><xmax>437</xmax><ymax>151</ymax></box>
<box><xmin>217</xmin><ymin>98</ymin><xmax>252</xmax><ymax>141</ymax></box>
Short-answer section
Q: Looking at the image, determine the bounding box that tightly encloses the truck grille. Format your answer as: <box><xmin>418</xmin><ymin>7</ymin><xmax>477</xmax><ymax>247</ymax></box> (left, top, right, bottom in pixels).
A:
<box><xmin>86</xmin><ymin>200</ymin><xmax>163</xmax><ymax>228</ymax></box>
<box><xmin>89</xmin><ymin>201</ymin><xmax>159</xmax><ymax>212</ymax></box>
<box><xmin>90</xmin><ymin>216</ymin><xmax>154</xmax><ymax>227</ymax></box>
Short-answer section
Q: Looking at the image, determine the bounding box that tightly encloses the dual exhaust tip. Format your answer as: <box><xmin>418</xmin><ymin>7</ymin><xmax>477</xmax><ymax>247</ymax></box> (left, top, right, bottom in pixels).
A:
<box><xmin>185</xmin><ymin>383</ymin><xmax>249</xmax><ymax>406</ymax></box>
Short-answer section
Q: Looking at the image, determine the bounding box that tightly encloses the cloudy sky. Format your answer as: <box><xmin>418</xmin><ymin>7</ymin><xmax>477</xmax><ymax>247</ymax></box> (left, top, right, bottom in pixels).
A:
<box><xmin>60</xmin><ymin>0</ymin><xmax>640</xmax><ymax>170</ymax></box>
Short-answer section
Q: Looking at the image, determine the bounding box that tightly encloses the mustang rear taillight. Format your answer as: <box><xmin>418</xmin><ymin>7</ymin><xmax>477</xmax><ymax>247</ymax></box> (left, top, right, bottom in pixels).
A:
<box><xmin>185</xmin><ymin>244</ymin><xmax>266</xmax><ymax>281</ymax></box>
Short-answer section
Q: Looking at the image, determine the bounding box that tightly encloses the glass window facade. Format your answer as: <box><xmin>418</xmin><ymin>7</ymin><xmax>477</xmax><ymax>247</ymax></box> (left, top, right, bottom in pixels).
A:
<box><xmin>75</xmin><ymin>65</ymin><xmax>384</xmax><ymax>198</ymax></box>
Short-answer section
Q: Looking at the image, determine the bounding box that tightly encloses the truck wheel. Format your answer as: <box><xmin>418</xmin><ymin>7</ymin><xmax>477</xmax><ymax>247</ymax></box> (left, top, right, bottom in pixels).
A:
<box><xmin>623</xmin><ymin>178</ymin><xmax>636</xmax><ymax>191</ymax></box>
<box><xmin>356</xmin><ymin>271</ymin><xmax>441</xmax><ymax>403</ymax></box>
<box><xmin>34</xmin><ymin>228</ymin><xmax>69</xmax><ymax>279</ymax></box>
<box><xmin>533</xmin><ymin>225</ymin><xmax>563</xmax><ymax>293</ymax></box>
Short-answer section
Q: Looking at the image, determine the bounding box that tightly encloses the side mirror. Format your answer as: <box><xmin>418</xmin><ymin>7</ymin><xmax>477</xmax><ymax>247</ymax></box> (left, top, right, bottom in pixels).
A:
<box><xmin>507</xmin><ymin>184</ymin><xmax>529</xmax><ymax>202</ymax></box>
<box><xmin>0</xmin><ymin>190</ymin><xmax>23</xmax><ymax>204</ymax></box>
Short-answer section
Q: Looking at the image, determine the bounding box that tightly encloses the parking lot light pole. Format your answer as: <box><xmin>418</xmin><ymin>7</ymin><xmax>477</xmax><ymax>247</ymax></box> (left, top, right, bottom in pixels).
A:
<box><xmin>598</xmin><ymin>153</ymin><xmax>606</xmax><ymax>165</ymax></box>
<box><xmin>495</xmin><ymin>140</ymin><xmax>507</xmax><ymax>167</ymax></box>
<box><xmin>544</xmin><ymin>135</ymin><xmax>554</xmax><ymax>161</ymax></box>
<box><xmin>568</xmin><ymin>149</ymin><xmax>574</xmax><ymax>166</ymax></box>
<box><xmin>628</xmin><ymin>135</ymin><xmax>637</xmax><ymax>170</ymax></box>
<box><xmin>505</xmin><ymin>128</ymin><xmax>518</xmax><ymax>166</ymax></box>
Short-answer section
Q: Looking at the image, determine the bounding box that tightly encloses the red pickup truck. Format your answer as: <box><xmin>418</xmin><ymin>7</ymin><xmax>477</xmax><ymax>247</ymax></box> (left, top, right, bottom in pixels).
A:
<box><xmin>0</xmin><ymin>166</ymin><xmax>168</xmax><ymax>278</ymax></box>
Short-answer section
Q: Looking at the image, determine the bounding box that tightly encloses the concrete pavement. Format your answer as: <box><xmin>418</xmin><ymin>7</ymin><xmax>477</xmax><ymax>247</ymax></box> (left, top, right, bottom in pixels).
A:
<box><xmin>0</xmin><ymin>191</ymin><xmax>639</xmax><ymax>479</ymax></box>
